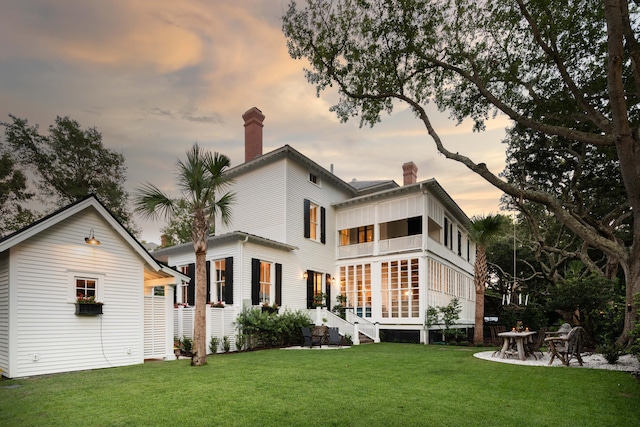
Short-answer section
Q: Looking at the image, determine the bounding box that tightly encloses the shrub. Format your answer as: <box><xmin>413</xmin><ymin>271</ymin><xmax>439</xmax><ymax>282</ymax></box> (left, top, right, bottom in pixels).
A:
<box><xmin>235</xmin><ymin>333</ymin><xmax>247</xmax><ymax>352</ymax></box>
<box><xmin>180</xmin><ymin>336</ymin><xmax>193</xmax><ymax>355</ymax></box>
<box><xmin>235</xmin><ymin>307</ymin><xmax>312</xmax><ymax>348</ymax></box>
<box><xmin>222</xmin><ymin>336</ymin><xmax>231</xmax><ymax>353</ymax></box>
<box><xmin>209</xmin><ymin>336</ymin><xmax>220</xmax><ymax>354</ymax></box>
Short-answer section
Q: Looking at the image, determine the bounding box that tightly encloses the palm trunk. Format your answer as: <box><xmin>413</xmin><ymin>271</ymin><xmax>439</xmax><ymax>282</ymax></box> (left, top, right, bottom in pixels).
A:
<box><xmin>474</xmin><ymin>247</ymin><xmax>488</xmax><ymax>345</ymax></box>
<box><xmin>191</xmin><ymin>212</ymin><xmax>209</xmax><ymax>366</ymax></box>
<box><xmin>191</xmin><ymin>249</ymin><xmax>207</xmax><ymax>366</ymax></box>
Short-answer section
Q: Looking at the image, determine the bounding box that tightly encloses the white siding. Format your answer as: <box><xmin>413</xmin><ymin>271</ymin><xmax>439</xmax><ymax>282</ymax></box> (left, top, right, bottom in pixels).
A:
<box><xmin>216</xmin><ymin>160</ymin><xmax>287</xmax><ymax>242</ymax></box>
<box><xmin>428</xmin><ymin>196</ymin><xmax>444</xmax><ymax>225</ymax></box>
<box><xmin>0</xmin><ymin>251</ymin><xmax>9</xmax><ymax>376</ymax></box>
<box><xmin>378</xmin><ymin>194</ymin><xmax>423</xmax><ymax>223</ymax></box>
<box><xmin>12</xmin><ymin>208</ymin><xmax>145</xmax><ymax>377</ymax></box>
<box><xmin>336</xmin><ymin>206</ymin><xmax>376</xmax><ymax>230</ymax></box>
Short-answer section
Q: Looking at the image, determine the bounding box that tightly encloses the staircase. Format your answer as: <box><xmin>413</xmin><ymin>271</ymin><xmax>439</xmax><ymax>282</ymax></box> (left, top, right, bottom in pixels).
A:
<box><xmin>358</xmin><ymin>332</ymin><xmax>374</xmax><ymax>344</ymax></box>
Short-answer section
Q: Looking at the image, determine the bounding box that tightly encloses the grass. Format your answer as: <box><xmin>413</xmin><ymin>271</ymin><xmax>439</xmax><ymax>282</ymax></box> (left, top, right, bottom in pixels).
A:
<box><xmin>1</xmin><ymin>344</ymin><xmax>639</xmax><ymax>426</ymax></box>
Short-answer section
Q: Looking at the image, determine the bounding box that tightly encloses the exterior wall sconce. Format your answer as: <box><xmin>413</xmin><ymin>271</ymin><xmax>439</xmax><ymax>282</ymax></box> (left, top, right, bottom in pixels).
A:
<box><xmin>303</xmin><ymin>271</ymin><xmax>308</xmax><ymax>280</ymax></box>
<box><xmin>84</xmin><ymin>228</ymin><xmax>101</xmax><ymax>245</ymax></box>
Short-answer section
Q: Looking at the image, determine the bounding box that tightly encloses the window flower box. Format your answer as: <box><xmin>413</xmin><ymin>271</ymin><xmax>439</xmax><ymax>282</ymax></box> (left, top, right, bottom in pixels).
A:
<box><xmin>75</xmin><ymin>303</ymin><xmax>103</xmax><ymax>315</ymax></box>
<box><xmin>75</xmin><ymin>295</ymin><xmax>103</xmax><ymax>315</ymax></box>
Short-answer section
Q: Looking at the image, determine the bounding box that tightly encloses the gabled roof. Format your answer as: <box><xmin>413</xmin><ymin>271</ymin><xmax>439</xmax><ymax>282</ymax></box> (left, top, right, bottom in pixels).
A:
<box><xmin>333</xmin><ymin>178</ymin><xmax>472</xmax><ymax>231</ymax></box>
<box><xmin>224</xmin><ymin>145</ymin><xmax>358</xmax><ymax>196</ymax></box>
<box><xmin>151</xmin><ymin>230</ymin><xmax>298</xmax><ymax>258</ymax></box>
<box><xmin>0</xmin><ymin>194</ymin><xmax>188</xmax><ymax>281</ymax></box>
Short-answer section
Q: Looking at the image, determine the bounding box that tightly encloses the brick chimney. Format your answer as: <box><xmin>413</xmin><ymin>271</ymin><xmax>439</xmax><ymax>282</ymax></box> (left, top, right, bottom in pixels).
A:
<box><xmin>402</xmin><ymin>161</ymin><xmax>418</xmax><ymax>185</ymax></box>
<box><xmin>242</xmin><ymin>107</ymin><xmax>265</xmax><ymax>162</ymax></box>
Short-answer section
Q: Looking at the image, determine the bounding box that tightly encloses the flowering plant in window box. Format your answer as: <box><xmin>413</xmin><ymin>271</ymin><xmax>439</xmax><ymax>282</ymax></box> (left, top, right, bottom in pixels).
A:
<box><xmin>75</xmin><ymin>295</ymin><xmax>103</xmax><ymax>315</ymax></box>
<box><xmin>174</xmin><ymin>303</ymin><xmax>188</xmax><ymax>308</ymax></box>
<box><xmin>76</xmin><ymin>295</ymin><xmax>103</xmax><ymax>305</ymax></box>
<box><xmin>210</xmin><ymin>301</ymin><xmax>225</xmax><ymax>308</ymax></box>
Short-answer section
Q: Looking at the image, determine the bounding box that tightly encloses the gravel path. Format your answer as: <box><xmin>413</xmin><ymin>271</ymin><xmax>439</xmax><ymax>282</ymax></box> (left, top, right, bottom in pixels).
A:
<box><xmin>474</xmin><ymin>350</ymin><xmax>640</xmax><ymax>372</ymax></box>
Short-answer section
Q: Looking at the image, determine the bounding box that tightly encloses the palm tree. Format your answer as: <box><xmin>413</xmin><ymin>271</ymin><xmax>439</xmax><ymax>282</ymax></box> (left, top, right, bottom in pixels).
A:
<box><xmin>470</xmin><ymin>214</ymin><xmax>509</xmax><ymax>345</ymax></box>
<box><xmin>134</xmin><ymin>143</ymin><xmax>234</xmax><ymax>366</ymax></box>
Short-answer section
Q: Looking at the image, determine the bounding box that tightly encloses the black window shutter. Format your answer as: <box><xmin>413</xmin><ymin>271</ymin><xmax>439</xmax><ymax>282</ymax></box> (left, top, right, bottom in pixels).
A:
<box><xmin>325</xmin><ymin>274</ymin><xmax>332</xmax><ymax>310</ymax></box>
<box><xmin>444</xmin><ymin>218</ymin><xmax>449</xmax><ymax>246</ymax></box>
<box><xmin>450</xmin><ymin>223</ymin><xmax>453</xmax><ymax>249</ymax></box>
<box><xmin>306</xmin><ymin>270</ymin><xmax>314</xmax><ymax>309</ymax></box>
<box><xmin>206</xmin><ymin>261</ymin><xmax>211</xmax><ymax>304</ymax></box>
<box><xmin>304</xmin><ymin>199</ymin><xmax>311</xmax><ymax>238</ymax></box>
<box><xmin>320</xmin><ymin>206</ymin><xmax>326</xmax><ymax>244</ymax></box>
<box><xmin>225</xmin><ymin>257</ymin><xmax>234</xmax><ymax>305</ymax></box>
<box><xmin>457</xmin><ymin>231</ymin><xmax>462</xmax><ymax>256</ymax></box>
<box><xmin>251</xmin><ymin>258</ymin><xmax>260</xmax><ymax>305</ymax></box>
<box><xmin>275</xmin><ymin>263</ymin><xmax>282</xmax><ymax>306</ymax></box>
<box><xmin>187</xmin><ymin>263</ymin><xmax>195</xmax><ymax>306</ymax></box>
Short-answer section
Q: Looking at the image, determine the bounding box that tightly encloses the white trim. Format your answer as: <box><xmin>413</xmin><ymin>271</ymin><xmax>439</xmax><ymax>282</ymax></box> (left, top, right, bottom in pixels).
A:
<box><xmin>67</xmin><ymin>270</ymin><xmax>106</xmax><ymax>303</ymax></box>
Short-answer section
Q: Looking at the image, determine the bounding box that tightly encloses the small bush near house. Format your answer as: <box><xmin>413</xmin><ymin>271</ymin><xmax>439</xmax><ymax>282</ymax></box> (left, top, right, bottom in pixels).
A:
<box><xmin>209</xmin><ymin>336</ymin><xmax>220</xmax><ymax>355</ymax></box>
<box><xmin>222</xmin><ymin>336</ymin><xmax>231</xmax><ymax>353</ymax></box>
<box><xmin>180</xmin><ymin>337</ymin><xmax>193</xmax><ymax>356</ymax></box>
<box><xmin>235</xmin><ymin>333</ymin><xmax>247</xmax><ymax>352</ymax></box>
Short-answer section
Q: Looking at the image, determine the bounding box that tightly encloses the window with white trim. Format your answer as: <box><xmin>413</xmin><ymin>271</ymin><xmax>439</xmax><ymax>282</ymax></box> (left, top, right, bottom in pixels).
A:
<box><xmin>381</xmin><ymin>259</ymin><xmax>419</xmax><ymax>318</ymax></box>
<box><xmin>259</xmin><ymin>261</ymin><xmax>273</xmax><ymax>304</ymax></box>
<box><xmin>76</xmin><ymin>277</ymin><xmax>97</xmax><ymax>300</ymax></box>
<box><xmin>212</xmin><ymin>259</ymin><xmax>226</xmax><ymax>303</ymax></box>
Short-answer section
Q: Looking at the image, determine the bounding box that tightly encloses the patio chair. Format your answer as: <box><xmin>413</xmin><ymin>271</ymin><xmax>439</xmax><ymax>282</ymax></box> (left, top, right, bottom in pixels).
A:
<box><xmin>526</xmin><ymin>327</ymin><xmax>547</xmax><ymax>359</ymax></box>
<box><xmin>301</xmin><ymin>327</ymin><xmax>322</xmax><ymax>348</ymax></box>
<box><xmin>328</xmin><ymin>327</ymin><xmax>342</xmax><ymax>347</ymax></box>
<box><xmin>545</xmin><ymin>326</ymin><xmax>585</xmax><ymax>366</ymax></box>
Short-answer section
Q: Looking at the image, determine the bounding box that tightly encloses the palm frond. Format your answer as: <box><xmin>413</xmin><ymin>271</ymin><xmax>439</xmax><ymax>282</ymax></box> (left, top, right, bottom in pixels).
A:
<box><xmin>133</xmin><ymin>182</ymin><xmax>176</xmax><ymax>221</ymax></box>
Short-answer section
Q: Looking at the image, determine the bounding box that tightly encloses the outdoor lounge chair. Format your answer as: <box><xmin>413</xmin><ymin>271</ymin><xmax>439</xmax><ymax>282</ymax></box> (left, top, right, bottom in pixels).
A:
<box><xmin>328</xmin><ymin>327</ymin><xmax>342</xmax><ymax>347</ymax></box>
<box><xmin>301</xmin><ymin>327</ymin><xmax>322</xmax><ymax>348</ymax></box>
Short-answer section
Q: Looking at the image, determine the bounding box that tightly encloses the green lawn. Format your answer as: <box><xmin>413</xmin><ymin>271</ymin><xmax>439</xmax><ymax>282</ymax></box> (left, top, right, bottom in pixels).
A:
<box><xmin>1</xmin><ymin>344</ymin><xmax>639</xmax><ymax>426</ymax></box>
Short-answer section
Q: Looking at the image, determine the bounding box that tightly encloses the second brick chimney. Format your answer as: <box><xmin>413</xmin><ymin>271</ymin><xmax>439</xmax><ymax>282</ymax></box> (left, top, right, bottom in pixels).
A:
<box><xmin>402</xmin><ymin>161</ymin><xmax>418</xmax><ymax>185</ymax></box>
<box><xmin>242</xmin><ymin>107</ymin><xmax>265</xmax><ymax>162</ymax></box>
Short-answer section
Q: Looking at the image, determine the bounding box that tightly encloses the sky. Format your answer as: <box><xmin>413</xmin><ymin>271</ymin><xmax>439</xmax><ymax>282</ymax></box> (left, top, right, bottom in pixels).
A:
<box><xmin>1</xmin><ymin>0</ymin><xmax>509</xmax><ymax>244</ymax></box>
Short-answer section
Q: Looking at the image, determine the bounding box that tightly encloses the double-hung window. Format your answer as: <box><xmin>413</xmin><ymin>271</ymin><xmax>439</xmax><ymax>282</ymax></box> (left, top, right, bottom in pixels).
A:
<box><xmin>304</xmin><ymin>199</ymin><xmax>326</xmax><ymax>243</ymax></box>
<box><xmin>212</xmin><ymin>259</ymin><xmax>226</xmax><ymax>303</ymax></box>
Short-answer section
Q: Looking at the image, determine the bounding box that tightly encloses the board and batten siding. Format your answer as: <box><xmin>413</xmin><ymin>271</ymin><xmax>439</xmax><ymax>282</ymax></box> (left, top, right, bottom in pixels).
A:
<box><xmin>216</xmin><ymin>160</ymin><xmax>287</xmax><ymax>242</ymax></box>
<box><xmin>0</xmin><ymin>251</ymin><xmax>9</xmax><ymax>376</ymax></box>
<box><xmin>12</xmin><ymin>208</ymin><xmax>146</xmax><ymax>378</ymax></box>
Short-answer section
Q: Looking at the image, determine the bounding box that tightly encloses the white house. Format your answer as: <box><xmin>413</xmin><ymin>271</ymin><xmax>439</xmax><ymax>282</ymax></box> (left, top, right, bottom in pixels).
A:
<box><xmin>154</xmin><ymin>107</ymin><xmax>476</xmax><ymax>346</ymax></box>
<box><xmin>0</xmin><ymin>195</ymin><xmax>187</xmax><ymax>378</ymax></box>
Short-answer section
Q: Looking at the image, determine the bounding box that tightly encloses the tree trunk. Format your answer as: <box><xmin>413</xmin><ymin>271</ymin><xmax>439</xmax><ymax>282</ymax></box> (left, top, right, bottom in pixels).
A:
<box><xmin>474</xmin><ymin>247</ymin><xmax>488</xmax><ymax>345</ymax></box>
<box><xmin>191</xmin><ymin>249</ymin><xmax>207</xmax><ymax>366</ymax></box>
<box><xmin>620</xmin><ymin>248</ymin><xmax>640</xmax><ymax>346</ymax></box>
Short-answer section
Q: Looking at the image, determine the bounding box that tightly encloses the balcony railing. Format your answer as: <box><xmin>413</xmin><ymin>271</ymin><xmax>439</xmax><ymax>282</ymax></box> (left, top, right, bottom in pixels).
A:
<box><xmin>379</xmin><ymin>234</ymin><xmax>422</xmax><ymax>254</ymax></box>
<box><xmin>338</xmin><ymin>241</ymin><xmax>374</xmax><ymax>258</ymax></box>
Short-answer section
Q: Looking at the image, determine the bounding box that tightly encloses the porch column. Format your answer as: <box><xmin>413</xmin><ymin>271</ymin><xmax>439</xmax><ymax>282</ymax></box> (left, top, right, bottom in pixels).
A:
<box><xmin>166</xmin><ymin>283</ymin><xmax>177</xmax><ymax>360</ymax></box>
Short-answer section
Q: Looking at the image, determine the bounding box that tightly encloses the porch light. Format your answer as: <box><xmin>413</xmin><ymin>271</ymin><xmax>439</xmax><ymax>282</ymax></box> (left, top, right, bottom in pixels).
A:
<box><xmin>303</xmin><ymin>271</ymin><xmax>308</xmax><ymax>280</ymax></box>
<box><xmin>84</xmin><ymin>228</ymin><xmax>101</xmax><ymax>245</ymax></box>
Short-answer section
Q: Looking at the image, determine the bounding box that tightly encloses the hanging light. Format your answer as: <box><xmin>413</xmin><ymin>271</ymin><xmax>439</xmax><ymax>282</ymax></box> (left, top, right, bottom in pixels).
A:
<box><xmin>84</xmin><ymin>228</ymin><xmax>101</xmax><ymax>245</ymax></box>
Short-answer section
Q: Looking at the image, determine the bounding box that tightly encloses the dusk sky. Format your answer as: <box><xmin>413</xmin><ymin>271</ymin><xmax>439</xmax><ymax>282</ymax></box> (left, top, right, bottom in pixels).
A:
<box><xmin>1</xmin><ymin>0</ymin><xmax>509</xmax><ymax>243</ymax></box>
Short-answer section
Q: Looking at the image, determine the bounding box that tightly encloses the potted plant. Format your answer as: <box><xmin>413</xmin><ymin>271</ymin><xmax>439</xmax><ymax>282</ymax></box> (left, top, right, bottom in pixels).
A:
<box><xmin>313</xmin><ymin>292</ymin><xmax>327</xmax><ymax>307</ymax></box>
<box><xmin>210</xmin><ymin>301</ymin><xmax>225</xmax><ymax>308</ymax></box>
<box><xmin>75</xmin><ymin>295</ymin><xmax>103</xmax><ymax>315</ymax></box>
<box><xmin>261</xmin><ymin>302</ymin><xmax>279</xmax><ymax>314</ymax></box>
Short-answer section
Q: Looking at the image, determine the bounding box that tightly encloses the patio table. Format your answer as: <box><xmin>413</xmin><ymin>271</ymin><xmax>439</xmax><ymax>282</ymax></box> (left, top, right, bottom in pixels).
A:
<box><xmin>497</xmin><ymin>331</ymin><xmax>537</xmax><ymax>361</ymax></box>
